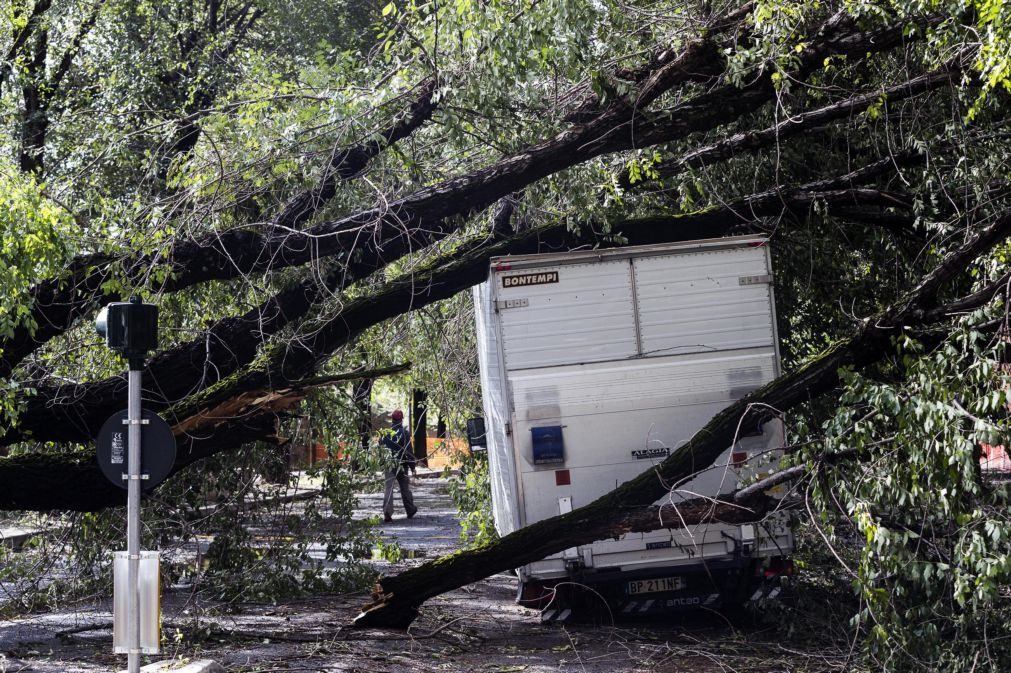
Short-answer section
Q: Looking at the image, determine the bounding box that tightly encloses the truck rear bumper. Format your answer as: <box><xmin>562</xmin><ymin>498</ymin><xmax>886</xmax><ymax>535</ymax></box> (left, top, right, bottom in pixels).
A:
<box><xmin>518</xmin><ymin>557</ymin><xmax>790</xmax><ymax>617</ymax></box>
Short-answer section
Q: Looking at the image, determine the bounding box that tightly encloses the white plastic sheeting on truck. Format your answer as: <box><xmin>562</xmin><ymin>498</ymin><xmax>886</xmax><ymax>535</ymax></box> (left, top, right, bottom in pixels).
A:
<box><xmin>473</xmin><ymin>281</ymin><xmax>521</xmax><ymax>535</ymax></box>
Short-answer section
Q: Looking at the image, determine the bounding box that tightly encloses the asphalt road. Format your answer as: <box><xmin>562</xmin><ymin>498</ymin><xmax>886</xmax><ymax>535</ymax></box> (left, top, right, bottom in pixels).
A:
<box><xmin>0</xmin><ymin>471</ymin><xmax>844</xmax><ymax>672</ymax></box>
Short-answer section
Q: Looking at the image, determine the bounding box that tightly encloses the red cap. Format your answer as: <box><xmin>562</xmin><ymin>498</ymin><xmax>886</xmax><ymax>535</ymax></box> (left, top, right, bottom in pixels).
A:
<box><xmin>391</xmin><ymin>409</ymin><xmax>404</xmax><ymax>421</ymax></box>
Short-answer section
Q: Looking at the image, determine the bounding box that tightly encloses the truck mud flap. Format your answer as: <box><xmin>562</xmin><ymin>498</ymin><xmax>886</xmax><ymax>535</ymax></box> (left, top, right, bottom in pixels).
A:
<box><xmin>540</xmin><ymin>607</ymin><xmax>573</xmax><ymax>624</ymax></box>
<box><xmin>746</xmin><ymin>575</ymin><xmax>789</xmax><ymax>604</ymax></box>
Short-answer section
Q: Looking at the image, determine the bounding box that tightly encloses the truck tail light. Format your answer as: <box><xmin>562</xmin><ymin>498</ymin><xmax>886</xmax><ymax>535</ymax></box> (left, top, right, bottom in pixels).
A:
<box><xmin>764</xmin><ymin>556</ymin><xmax>795</xmax><ymax>578</ymax></box>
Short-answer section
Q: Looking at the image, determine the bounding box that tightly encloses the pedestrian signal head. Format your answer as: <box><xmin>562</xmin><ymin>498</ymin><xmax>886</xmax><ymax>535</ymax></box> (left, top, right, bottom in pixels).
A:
<box><xmin>95</xmin><ymin>296</ymin><xmax>158</xmax><ymax>363</ymax></box>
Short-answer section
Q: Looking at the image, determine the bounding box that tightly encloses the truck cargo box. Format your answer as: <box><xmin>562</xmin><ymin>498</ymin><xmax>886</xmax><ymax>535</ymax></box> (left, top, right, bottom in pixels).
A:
<box><xmin>472</xmin><ymin>236</ymin><xmax>793</xmax><ymax>616</ymax></box>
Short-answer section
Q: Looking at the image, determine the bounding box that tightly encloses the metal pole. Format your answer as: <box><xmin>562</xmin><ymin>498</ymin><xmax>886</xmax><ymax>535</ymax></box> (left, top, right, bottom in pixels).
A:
<box><xmin>126</xmin><ymin>367</ymin><xmax>142</xmax><ymax>673</ymax></box>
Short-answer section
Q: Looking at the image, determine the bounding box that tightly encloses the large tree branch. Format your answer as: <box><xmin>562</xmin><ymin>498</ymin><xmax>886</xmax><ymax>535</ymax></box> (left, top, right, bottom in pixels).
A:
<box><xmin>560</xmin><ymin>1</ymin><xmax>757</xmax><ymax>122</ymax></box>
<box><xmin>618</xmin><ymin>14</ymin><xmax>934</xmax><ymax>151</ymax></box>
<box><xmin>0</xmin><ymin>363</ymin><xmax>409</xmax><ymax>511</ymax></box>
<box><xmin>923</xmin><ymin>272</ymin><xmax>1011</xmax><ymax>321</ymax></box>
<box><xmin>270</xmin><ymin>78</ymin><xmax>440</xmax><ymax>232</ymax></box>
<box><xmin>621</xmin><ymin>65</ymin><xmax>961</xmax><ymax>190</ymax></box>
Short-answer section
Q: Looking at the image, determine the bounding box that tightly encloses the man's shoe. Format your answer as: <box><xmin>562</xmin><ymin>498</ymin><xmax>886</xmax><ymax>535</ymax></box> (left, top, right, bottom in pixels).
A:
<box><xmin>406</xmin><ymin>507</ymin><xmax>418</xmax><ymax>519</ymax></box>
<box><xmin>384</xmin><ymin>514</ymin><xmax>393</xmax><ymax>522</ymax></box>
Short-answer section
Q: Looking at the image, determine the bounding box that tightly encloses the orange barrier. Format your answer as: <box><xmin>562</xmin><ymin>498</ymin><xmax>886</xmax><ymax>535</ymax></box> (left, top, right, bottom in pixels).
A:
<box><xmin>424</xmin><ymin>436</ymin><xmax>470</xmax><ymax>469</ymax></box>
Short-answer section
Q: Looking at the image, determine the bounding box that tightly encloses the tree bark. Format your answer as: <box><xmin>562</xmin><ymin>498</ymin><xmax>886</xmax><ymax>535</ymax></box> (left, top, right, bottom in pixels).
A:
<box><xmin>350</xmin><ymin>211</ymin><xmax>1011</xmax><ymax>628</ymax></box>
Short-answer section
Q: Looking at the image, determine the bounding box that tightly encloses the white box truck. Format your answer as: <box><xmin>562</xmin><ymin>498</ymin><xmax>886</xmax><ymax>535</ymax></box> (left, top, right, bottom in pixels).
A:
<box><xmin>472</xmin><ymin>235</ymin><xmax>794</xmax><ymax>618</ymax></box>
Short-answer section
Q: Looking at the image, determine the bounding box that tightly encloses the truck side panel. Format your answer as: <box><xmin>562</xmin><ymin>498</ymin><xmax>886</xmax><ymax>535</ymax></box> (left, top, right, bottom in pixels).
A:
<box><xmin>509</xmin><ymin>349</ymin><xmax>778</xmax><ymax>517</ymax></box>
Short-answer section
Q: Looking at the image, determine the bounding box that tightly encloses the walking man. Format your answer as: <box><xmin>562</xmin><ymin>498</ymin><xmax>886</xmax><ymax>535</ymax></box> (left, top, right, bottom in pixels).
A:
<box><xmin>381</xmin><ymin>409</ymin><xmax>418</xmax><ymax>522</ymax></box>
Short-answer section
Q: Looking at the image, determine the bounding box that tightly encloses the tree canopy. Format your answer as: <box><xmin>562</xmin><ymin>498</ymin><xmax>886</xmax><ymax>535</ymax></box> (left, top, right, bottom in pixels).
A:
<box><xmin>3</xmin><ymin>0</ymin><xmax>1011</xmax><ymax>669</ymax></box>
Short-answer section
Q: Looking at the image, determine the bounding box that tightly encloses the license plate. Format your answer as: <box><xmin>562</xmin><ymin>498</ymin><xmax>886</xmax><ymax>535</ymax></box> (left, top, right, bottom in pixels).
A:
<box><xmin>627</xmin><ymin>576</ymin><xmax>685</xmax><ymax>595</ymax></box>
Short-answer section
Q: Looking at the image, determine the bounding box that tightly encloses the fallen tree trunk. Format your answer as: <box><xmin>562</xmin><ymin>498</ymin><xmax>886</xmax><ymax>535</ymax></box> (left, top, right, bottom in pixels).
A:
<box><xmin>6</xmin><ymin>179</ymin><xmax>916</xmax><ymax>447</ymax></box>
<box><xmin>0</xmin><ymin>411</ymin><xmax>278</xmax><ymax>511</ymax></box>
<box><xmin>351</xmin><ymin>212</ymin><xmax>1011</xmax><ymax>628</ymax></box>
<box><xmin>0</xmin><ymin>168</ymin><xmax>950</xmax><ymax>508</ymax></box>
<box><xmin>358</xmin><ymin>494</ymin><xmax>783</xmax><ymax>629</ymax></box>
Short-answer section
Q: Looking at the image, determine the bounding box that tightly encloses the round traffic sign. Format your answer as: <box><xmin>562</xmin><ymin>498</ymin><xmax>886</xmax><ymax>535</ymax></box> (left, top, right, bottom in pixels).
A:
<box><xmin>96</xmin><ymin>409</ymin><xmax>177</xmax><ymax>490</ymax></box>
